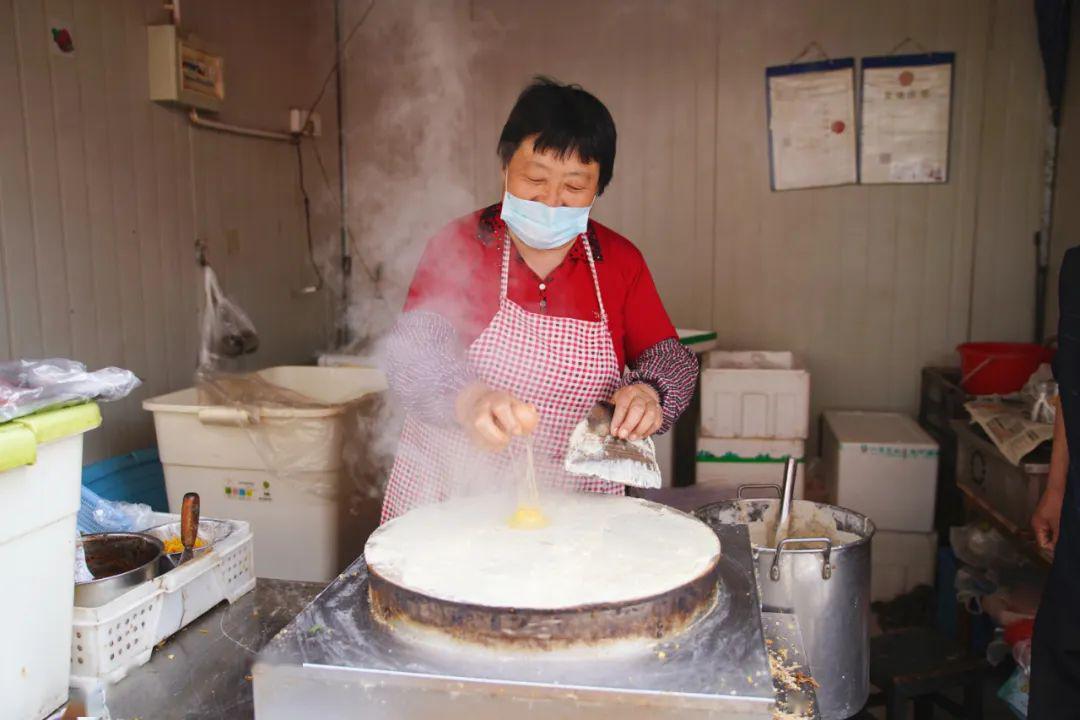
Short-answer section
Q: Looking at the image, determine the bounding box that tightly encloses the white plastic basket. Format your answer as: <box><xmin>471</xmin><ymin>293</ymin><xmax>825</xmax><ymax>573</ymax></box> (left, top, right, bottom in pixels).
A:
<box><xmin>70</xmin><ymin>513</ymin><xmax>255</xmax><ymax>685</ymax></box>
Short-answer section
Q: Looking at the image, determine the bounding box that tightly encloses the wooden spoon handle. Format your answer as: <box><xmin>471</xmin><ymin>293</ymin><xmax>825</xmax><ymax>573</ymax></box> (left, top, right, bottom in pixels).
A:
<box><xmin>180</xmin><ymin>492</ymin><xmax>201</xmax><ymax>549</ymax></box>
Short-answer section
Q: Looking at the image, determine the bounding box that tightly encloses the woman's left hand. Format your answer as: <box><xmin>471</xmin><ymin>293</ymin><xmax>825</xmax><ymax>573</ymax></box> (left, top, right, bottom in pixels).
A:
<box><xmin>610</xmin><ymin>383</ymin><xmax>662</xmax><ymax>441</ymax></box>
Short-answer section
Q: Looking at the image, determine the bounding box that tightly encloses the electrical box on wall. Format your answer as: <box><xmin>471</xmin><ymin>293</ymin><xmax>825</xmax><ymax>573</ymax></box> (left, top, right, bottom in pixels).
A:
<box><xmin>147</xmin><ymin>25</ymin><xmax>224</xmax><ymax>111</ymax></box>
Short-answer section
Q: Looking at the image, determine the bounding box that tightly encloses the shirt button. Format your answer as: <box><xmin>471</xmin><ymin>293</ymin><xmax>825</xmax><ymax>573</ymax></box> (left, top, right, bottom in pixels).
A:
<box><xmin>539</xmin><ymin>283</ymin><xmax>547</xmax><ymax>291</ymax></box>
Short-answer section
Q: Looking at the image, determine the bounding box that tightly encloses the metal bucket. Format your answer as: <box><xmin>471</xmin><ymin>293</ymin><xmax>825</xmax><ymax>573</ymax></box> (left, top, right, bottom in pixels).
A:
<box><xmin>696</xmin><ymin>491</ymin><xmax>875</xmax><ymax>720</ymax></box>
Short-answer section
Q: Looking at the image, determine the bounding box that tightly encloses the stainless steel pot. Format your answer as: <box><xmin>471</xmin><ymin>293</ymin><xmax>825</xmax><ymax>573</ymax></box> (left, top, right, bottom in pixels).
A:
<box><xmin>696</xmin><ymin>492</ymin><xmax>875</xmax><ymax>720</ymax></box>
<box><xmin>75</xmin><ymin>532</ymin><xmax>164</xmax><ymax>608</ymax></box>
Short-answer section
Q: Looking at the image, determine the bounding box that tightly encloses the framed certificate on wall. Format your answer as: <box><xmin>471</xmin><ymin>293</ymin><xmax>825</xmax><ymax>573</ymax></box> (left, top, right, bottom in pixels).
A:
<box><xmin>860</xmin><ymin>53</ymin><xmax>954</xmax><ymax>184</ymax></box>
<box><xmin>766</xmin><ymin>58</ymin><xmax>857</xmax><ymax>191</ymax></box>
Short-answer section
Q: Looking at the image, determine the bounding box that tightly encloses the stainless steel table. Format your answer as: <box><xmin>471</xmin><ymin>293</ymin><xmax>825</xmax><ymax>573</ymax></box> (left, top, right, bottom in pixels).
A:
<box><xmin>60</xmin><ymin>536</ymin><xmax>819</xmax><ymax>719</ymax></box>
<box><xmin>253</xmin><ymin>524</ymin><xmax>818</xmax><ymax>719</ymax></box>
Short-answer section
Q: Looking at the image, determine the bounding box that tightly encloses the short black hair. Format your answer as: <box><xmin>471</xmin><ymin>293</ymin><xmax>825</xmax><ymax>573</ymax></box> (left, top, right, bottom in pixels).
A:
<box><xmin>497</xmin><ymin>76</ymin><xmax>617</xmax><ymax>194</ymax></box>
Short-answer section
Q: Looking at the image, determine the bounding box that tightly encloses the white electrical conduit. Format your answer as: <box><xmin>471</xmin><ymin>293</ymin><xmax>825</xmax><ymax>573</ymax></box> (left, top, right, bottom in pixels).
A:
<box><xmin>188</xmin><ymin>108</ymin><xmax>296</xmax><ymax>143</ymax></box>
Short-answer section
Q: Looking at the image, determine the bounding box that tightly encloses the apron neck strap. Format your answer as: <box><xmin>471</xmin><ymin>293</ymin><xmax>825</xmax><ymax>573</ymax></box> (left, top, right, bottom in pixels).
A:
<box><xmin>500</xmin><ymin>234</ymin><xmax>608</xmax><ymax>323</ymax></box>
<box><xmin>580</xmin><ymin>235</ymin><xmax>608</xmax><ymax>322</ymax></box>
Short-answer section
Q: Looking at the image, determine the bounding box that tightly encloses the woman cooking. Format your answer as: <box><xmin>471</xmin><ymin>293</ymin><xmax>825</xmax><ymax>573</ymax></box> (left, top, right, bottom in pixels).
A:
<box><xmin>381</xmin><ymin>77</ymin><xmax>698</xmax><ymax>522</ymax></box>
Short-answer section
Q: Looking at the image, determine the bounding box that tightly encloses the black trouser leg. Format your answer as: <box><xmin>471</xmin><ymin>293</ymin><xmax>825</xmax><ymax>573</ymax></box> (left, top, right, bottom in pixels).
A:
<box><xmin>1029</xmin><ymin>507</ymin><xmax>1080</xmax><ymax>719</ymax></box>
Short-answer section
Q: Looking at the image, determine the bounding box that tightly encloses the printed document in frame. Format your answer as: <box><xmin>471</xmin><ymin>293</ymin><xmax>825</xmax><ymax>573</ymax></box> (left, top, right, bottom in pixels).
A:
<box><xmin>860</xmin><ymin>53</ymin><xmax>954</xmax><ymax>184</ymax></box>
<box><xmin>766</xmin><ymin>58</ymin><xmax>857</xmax><ymax>190</ymax></box>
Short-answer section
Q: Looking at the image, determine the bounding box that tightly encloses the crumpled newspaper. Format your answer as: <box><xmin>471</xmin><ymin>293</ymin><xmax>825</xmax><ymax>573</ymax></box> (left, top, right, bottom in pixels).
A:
<box><xmin>964</xmin><ymin>399</ymin><xmax>1054</xmax><ymax>466</ymax></box>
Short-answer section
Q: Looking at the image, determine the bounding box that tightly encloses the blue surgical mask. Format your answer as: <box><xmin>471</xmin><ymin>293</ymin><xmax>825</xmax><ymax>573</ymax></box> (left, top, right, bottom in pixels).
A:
<box><xmin>500</xmin><ymin>190</ymin><xmax>592</xmax><ymax>250</ymax></box>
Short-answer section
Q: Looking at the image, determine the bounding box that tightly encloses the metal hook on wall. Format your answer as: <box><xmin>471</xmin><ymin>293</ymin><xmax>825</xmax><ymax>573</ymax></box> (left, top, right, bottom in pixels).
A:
<box><xmin>195</xmin><ymin>238</ymin><xmax>209</xmax><ymax>268</ymax></box>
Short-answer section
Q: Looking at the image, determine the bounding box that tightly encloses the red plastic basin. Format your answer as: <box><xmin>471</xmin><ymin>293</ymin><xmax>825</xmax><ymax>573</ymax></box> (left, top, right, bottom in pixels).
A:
<box><xmin>957</xmin><ymin>342</ymin><xmax>1054</xmax><ymax>395</ymax></box>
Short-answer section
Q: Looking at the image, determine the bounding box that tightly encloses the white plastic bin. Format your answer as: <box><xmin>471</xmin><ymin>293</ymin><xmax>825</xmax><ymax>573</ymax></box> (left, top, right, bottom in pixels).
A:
<box><xmin>696</xmin><ymin>437</ymin><xmax>806</xmax><ymax>498</ymax></box>
<box><xmin>822</xmin><ymin>411</ymin><xmax>939</xmax><ymax>532</ymax></box>
<box><xmin>0</xmin><ymin>403</ymin><xmax>100</xmax><ymax>720</ymax></box>
<box><xmin>871</xmin><ymin>530</ymin><xmax>938</xmax><ymax>602</ymax></box>
<box><xmin>699</xmin><ymin>351</ymin><xmax>810</xmax><ymax>439</ymax></box>
<box><xmin>144</xmin><ymin>366</ymin><xmax>387</xmax><ymax>582</ymax></box>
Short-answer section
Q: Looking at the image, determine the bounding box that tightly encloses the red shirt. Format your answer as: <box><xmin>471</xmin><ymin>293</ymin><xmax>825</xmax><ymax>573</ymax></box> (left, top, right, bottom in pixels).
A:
<box><xmin>404</xmin><ymin>203</ymin><xmax>676</xmax><ymax>369</ymax></box>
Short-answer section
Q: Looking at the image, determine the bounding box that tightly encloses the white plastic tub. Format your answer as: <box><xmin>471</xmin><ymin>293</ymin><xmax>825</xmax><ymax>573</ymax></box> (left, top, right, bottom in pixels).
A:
<box><xmin>699</xmin><ymin>351</ymin><xmax>810</xmax><ymax>439</ymax></box>
<box><xmin>144</xmin><ymin>366</ymin><xmax>387</xmax><ymax>582</ymax></box>
<box><xmin>0</xmin><ymin>403</ymin><xmax>100</xmax><ymax>720</ymax></box>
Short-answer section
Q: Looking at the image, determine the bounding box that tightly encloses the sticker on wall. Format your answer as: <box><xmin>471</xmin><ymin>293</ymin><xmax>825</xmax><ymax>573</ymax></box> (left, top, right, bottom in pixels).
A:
<box><xmin>48</xmin><ymin>19</ymin><xmax>75</xmax><ymax>57</ymax></box>
<box><xmin>859</xmin><ymin>53</ymin><xmax>955</xmax><ymax>184</ymax></box>
<box><xmin>766</xmin><ymin>58</ymin><xmax>858</xmax><ymax>191</ymax></box>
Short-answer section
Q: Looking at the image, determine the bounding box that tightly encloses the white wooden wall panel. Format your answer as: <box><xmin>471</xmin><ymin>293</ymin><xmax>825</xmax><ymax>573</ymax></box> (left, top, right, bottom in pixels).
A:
<box><xmin>969</xmin><ymin>0</ymin><xmax>1048</xmax><ymax>342</ymax></box>
<box><xmin>0</xmin><ymin>0</ymin><xmax>335</xmax><ymax>462</ymax></box>
<box><xmin>339</xmin><ymin>0</ymin><xmax>1047</xmax><ymax>433</ymax></box>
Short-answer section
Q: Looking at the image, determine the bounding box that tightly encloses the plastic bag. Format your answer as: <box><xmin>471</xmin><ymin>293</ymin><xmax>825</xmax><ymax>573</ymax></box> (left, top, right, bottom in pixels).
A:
<box><xmin>998</xmin><ymin>665</ymin><xmax>1030</xmax><ymax>718</ymax></box>
<box><xmin>950</xmin><ymin>523</ymin><xmax>1026</xmax><ymax>570</ymax></box>
<box><xmin>199</xmin><ymin>264</ymin><xmax>259</xmax><ymax>368</ymax></box>
<box><xmin>1022</xmin><ymin>363</ymin><xmax>1057</xmax><ymax>423</ymax></box>
<box><xmin>1013</xmin><ymin>638</ymin><xmax>1033</xmax><ymax>674</ymax></box>
<box><xmin>78</xmin><ymin>485</ymin><xmax>156</xmax><ymax>534</ymax></box>
<box><xmin>955</xmin><ymin>566</ymin><xmax>996</xmax><ymax>614</ymax></box>
<box><xmin>74</xmin><ymin>530</ymin><xmax>94</xmax><ymax>583</ymax></box>
<box><xmin>194</xmin><ymin>265</ymin><xmax>346</xmax><ymax>497</ymax></box>
<box><xmin>0</xmin><ymin>358</ymin><xmax>141</xmax><ymax>422</ymax></box>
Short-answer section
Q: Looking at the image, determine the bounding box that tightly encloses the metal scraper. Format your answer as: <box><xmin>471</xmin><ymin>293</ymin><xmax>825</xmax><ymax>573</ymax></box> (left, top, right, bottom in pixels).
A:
<box><xmin>564</xmin><ymin>401</ymin><xmax>662</xmax><ymax>489</ymax></box>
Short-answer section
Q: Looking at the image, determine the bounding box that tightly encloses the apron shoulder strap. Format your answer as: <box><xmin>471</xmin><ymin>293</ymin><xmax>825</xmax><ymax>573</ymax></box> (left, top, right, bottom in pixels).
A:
<box><xmin>581</xmin><ymin>235</ymin><xmax>608</xmax><ymax>323</ymax></box>
<box><xmin>499</xmin><ymin>237</ymin><xmax>512</xmax><ymax>300</ymax></box>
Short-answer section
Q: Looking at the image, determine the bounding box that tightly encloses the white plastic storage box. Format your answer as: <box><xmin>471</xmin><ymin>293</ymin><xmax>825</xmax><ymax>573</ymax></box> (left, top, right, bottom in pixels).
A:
<box><xmin>0</xmin><ymin>403</ymin><xmax>100</xmax><ymax>720</ymax></box>
<box><xmin>699</xmin><ymin>351</ymin><xmax>810</xmax><ymax>439</ymax></box>
<box><xmin>822</xmin><ymin>411</ymin><xmax>939</xmax><ymax>532</ymax></box>
<box><xmin>871</xmin><ymin>530</ymin><xmax>938</xmax><ymax>603</ymax></box>
<box><xmin>144</xmin><ymin>366</ymin><xmax>387</xmax><ymax>582</ymax></box>
<box><xmin>696</xmin><ymin>437</ymin><xmax>806</xmax><ymax>499</ymax></box>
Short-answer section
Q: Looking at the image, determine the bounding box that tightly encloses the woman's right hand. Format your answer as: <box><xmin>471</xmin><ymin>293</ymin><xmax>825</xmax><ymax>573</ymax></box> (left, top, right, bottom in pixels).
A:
<box><xmin>455</xmin><ymin>383</ymin><xmax>539</xmax><ymax>451</ymax></box>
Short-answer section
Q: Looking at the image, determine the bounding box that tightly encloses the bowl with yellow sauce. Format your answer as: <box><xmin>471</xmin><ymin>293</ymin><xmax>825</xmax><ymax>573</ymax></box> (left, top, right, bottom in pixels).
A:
<box><xmin>144</xmin><ymin>519</ymin><xmax>235</xmax><ymax>565</ymax></box>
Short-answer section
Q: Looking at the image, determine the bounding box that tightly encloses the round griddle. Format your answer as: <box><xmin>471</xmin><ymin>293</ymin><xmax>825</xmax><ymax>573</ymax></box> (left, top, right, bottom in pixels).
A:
<box><xmin>365</xmin><ymin>494</ymin><xmax>722</xmax><ymax>650</ymax></box>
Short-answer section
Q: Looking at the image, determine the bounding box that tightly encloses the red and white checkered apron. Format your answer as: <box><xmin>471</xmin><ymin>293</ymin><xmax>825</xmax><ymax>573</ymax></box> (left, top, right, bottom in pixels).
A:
<box><xmin>381</xmin><ymin>233</ymin><xmax>623</xmax><ymax>523</ymax></box>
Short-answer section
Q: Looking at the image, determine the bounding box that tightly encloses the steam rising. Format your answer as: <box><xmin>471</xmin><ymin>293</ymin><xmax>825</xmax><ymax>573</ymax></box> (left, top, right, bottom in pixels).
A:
<box><xmin>339</xmin><ymin>3</ymin><xmax>483</xmax><ymax>346</ymax></box>
<box><xmin>331</xmin><ymin>4</ymin><xmax>507</xmax><ymax>508</ymax></box>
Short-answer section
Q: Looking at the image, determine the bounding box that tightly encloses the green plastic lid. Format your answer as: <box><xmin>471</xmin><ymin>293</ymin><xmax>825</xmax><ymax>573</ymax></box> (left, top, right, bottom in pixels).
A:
<box><xmin>696</xmin><ymin>450</ymin><xmax>804</xmax><ymax>464</ymax></box>
<box><xmin>0</xmin><ymin>402</ymin><xmax>101</xmax><ymax>472</ymax></box>
<box><xmin>678</xmin><ymin>330</ymin><xmax>718</xmax><ymax>346</ymax></box>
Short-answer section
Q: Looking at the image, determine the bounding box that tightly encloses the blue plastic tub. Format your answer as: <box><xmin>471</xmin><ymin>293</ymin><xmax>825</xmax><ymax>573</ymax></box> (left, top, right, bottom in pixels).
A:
<box><xmin>82</xmin><ymin>447</ymin><xmax>168</xmax><ymax>512</ymax></box>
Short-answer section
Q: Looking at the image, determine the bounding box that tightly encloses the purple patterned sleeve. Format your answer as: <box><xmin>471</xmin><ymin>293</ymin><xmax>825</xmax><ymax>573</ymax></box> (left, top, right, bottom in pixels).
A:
<box><xmin>622</xmin><ymin>337</ymin><xmax>699</xmax><ymax>435</ymax></box>
<box><xmin>384</xmin><ymin>311</ymin><xmax>475</xmax><ymax>427</ymax></box>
